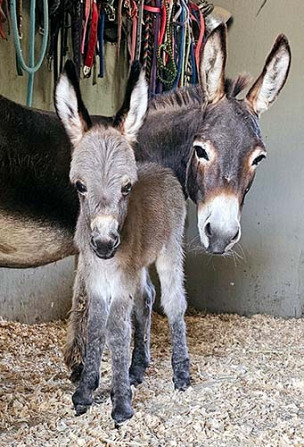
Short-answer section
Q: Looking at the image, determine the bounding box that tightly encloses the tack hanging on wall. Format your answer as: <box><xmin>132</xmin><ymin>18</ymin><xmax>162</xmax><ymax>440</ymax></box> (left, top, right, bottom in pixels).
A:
<box><xmin>3</xmin><ymin>1</ymin><xmax>231</xmax><ymax>101</ymax></box>
<box><xmin>48</xmin><ymin>0</ymin><xmax>210</xmax><ymax>93</ymax></box>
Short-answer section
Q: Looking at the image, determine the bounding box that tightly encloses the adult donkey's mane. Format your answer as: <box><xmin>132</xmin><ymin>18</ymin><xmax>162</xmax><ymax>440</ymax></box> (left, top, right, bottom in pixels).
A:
<box><xmin>148</xmin><ymin>73</ymin><xmax>251</xmax><ymax>114</ymax></box>
<box><xmin>149</xmin><ymin>86</ymin><xmax>203</xmax><ymax>111</ymax></box>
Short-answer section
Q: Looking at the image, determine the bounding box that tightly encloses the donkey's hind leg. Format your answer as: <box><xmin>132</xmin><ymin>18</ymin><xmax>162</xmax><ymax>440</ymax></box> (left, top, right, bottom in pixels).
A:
<box><xmin>155</xmin><ymin>246</ymin><xmax>190</xmax><ymax>391</ymax></box>
<box><xmin>64</xmin><ymin>268</ymin><xmax>88</xmax><ymax>384</ymax></box>
<box><xmin>129</xmin><ymin>269</ymin><xmax>155</xmax><ymax>386</ymax></box>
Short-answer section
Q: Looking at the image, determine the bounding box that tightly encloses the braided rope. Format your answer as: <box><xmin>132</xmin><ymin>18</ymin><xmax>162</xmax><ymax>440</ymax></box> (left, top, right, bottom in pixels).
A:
<box><xmin>157</xmin><ymin>0</ymin><xmax>177</xmax><ymax>89</ymax></box>
<box><xmin>142</xmin><ymin>7</ymin><xmax>153</xmax><ymax>78</ymax></box>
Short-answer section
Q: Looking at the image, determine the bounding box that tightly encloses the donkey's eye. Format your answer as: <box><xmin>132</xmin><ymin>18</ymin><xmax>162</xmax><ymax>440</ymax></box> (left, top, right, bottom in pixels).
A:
<box><xmin>252</xmin><ymin>154</ymin><xmax>266</xmax><ymax>166</ymax></box>
<box><xmin>194</xmin><ymin>145</ymin><xmax>209</xmax><ymax>161</ymax></box>
<box><xmin>121</xmin><ymin>182</ymin><xmax>132</xmax><ymax>196</ymax></box>
<box><xmin>75</xmin><ymin>181</ymin><xmax>87</xmax><ymax>194</ymax></box>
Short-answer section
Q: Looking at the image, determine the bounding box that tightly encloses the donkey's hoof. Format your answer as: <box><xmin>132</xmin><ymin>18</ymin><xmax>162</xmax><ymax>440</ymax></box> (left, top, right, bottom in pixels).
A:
<box><xmin>173</xmin><ymin>358</ymin><xmax>190</xmax><ymax>391</ymax></box>
<box><xmin>173</xmin><ymin>374</ymin><xmax>191</xmax><ymax>391</ymax></box>
<box><xmin>74</xmin><ymin>403</ymin><xmax>90</xmax><ymax>416</ymax></box>
<box><xmin>69</xmin><ymin>363</ymin><xmax>84</xmax><ymax>384</ymax></box>
<box><xmin>129</xmin><ymin>364</ymin><xmax>148</xmax><ymax>386</ymax></box>
<box><xmin>112</xmin><ymin>403</ymin><xmax>134</xmax><ymax>424</ymax></box>
<box><xmin>129</xmin><ymin>373</ymin><xmax>143</xmax><ymax>387</ymax></box>
<box><xmin>72</xmin><ymin>389</ymin><xmax>93</xmax><ymax>415</ymax></box>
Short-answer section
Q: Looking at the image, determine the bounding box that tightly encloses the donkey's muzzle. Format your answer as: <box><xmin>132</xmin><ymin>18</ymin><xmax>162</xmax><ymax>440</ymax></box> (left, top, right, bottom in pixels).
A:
<box><xmin>205</xmin><ymin>222</ymin><xmax>240</xmax><ymax>254</ymax></box>
<box><xmin>90</xmin><ymin>233</ymin><xmax>120</xmax><ymax>259</ymax></box>
<box><xmin>198</xmin><ymin>194</ymin><xmax>241</xmax><ymax>254</ymax></box>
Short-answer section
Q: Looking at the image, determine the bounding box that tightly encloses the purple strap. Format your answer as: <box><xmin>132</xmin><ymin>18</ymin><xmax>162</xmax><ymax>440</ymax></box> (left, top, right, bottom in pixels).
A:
<box><xmin>150</xmin><ymin>0</ymin><xmax>161</xmax><ymax>95</ymax></box>
<box><xmin>98</xmin><ymin>8</ymin><xmax>105</xmax><ymax>78</ymax></box>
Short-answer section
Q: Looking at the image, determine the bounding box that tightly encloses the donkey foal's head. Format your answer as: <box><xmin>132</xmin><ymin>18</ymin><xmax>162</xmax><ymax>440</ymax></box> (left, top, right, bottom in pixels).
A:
<box><xmin>55</xmin><ymin>61</ymin><xmax>148</xmax><ymax>259</ymax></box>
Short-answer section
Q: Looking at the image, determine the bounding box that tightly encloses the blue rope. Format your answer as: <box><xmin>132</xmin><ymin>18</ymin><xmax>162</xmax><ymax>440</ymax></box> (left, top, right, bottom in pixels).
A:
<box><xmin>98</xmin><ymin>8</ymin><xmax>105</xmax><ymax>78</ymax></box>
<box><xmin>190</xmin><ymin>41</ymin><xmax>196</xmax><ymax>84</ymax></box>
<box><xmin>10</xmin><ymin>0</ymin><xmax>49</xmax><ymax>106</ymax></box>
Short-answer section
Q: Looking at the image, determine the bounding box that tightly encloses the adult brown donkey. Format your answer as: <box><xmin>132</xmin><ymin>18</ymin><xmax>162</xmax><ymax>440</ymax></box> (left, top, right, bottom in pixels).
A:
<box><xmin>0</xmin><ymin>25</ymin><xmax>291</xmax><ymax>269</ymax></box>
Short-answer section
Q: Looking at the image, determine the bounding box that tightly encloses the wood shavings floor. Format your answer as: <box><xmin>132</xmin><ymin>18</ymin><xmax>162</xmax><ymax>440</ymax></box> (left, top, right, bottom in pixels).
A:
<box><xmin>1</xmin><ymin>312</ymin><xmax>304</xmax><ymax>447</ymax></box>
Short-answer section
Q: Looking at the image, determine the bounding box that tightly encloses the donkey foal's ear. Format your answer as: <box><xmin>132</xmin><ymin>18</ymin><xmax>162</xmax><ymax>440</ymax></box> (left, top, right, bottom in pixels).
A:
<box><xmin>200</xmin><ymin>24</ymin><xmax>227</xmax><ymax>104</ymax></box>
<box><xmin>246</xmin><ymin>34</ymin><xmax>291</xmax><ymax>115</ymax></box>
<box><xmin>55</xmin><ymin>60</ymin><xmax>92</xmax><ymax>147</ymax></box>
<box><xmin>114</xmin><ymin>61</ymin><xmax>148</xmax><ymax>142</ymax></box>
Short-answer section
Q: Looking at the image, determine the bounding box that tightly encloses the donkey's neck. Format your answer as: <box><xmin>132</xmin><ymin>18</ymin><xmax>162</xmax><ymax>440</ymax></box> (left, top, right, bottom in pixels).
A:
<box><xmin>136</xmin><ymin>86</ymin><xmax>204</xmax><ymax>193</ymax></box>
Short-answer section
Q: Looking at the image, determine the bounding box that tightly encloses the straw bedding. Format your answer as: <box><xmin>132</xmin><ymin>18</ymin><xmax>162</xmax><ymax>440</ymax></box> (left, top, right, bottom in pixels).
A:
<box><xmin>1</xmin><ymin>312</ymin><xmax>304</xmax><ymax>446</ymax></box>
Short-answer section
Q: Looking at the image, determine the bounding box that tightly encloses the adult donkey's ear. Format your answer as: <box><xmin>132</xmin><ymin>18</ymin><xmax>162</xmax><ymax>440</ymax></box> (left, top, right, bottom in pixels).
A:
<box><xmin>246</xmin><ymin>35</ymin><xmax>291</xmax><ymax>115</ymax></box>
<box><xmin>114</xmin><ymin>61</ymin><xmax>148</xmax><ymax>142</ymax></box>
<box><xmin>55</xmin><ymin>60</ymin><xmax>92</xmax><ymax>147</ymax></box>
<box><xmin>199</xmin><ymin>24</ymin><xmax>227</xmax><ymax>104</ymax></box>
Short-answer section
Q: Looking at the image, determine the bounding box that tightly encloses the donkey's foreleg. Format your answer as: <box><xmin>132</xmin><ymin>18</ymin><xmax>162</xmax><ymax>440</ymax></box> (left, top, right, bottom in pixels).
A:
<box><xmin>64</xmin><ymin>268</ymin><xmax>89</xmax><ymax>383</ymax></box>
<box><xmin>156</xmin><ymin>249</ymin><xmax>190</xmax><ymax>391</ymax></box>
<box><xmin>129</xmin><ymin>269</ymin><xmax>155</xmax><ymax>386</ymax></box>
<box><xmin>107</xmin><ymin>294</ymin><xmax>134</xmax><ymax>424</ymax></box>
<box><xmin>72</xmin><ymin>291</ymin><xmax>108</xmax><ymax>415</ymax></box>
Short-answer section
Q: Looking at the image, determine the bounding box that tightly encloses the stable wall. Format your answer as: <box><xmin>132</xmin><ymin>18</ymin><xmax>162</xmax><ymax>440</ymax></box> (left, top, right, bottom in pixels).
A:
<box><xmin>1</xmin><ymin>0</ymin><xmax>303</xmax><ymax>321</ymax></box>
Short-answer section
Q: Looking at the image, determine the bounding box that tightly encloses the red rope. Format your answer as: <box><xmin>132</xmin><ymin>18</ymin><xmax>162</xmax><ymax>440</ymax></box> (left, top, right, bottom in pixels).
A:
<box><xmin>190</xmin><ymin>4</ymin><xmax>205</xmax><ymax>69</ymax></box>
<box><xmin>144</xmin><ymin>5</ymin><xmax>161</xmax><ymax>13</ymax></box>
<box><xmin>158</xmin><ymin>3</ymin><xmax>166</xmax><ymax>46</ymax></box>
<box><xmin>130</xmin><ymin>0</ymin><xmax>138</xmax><ymax>63</ymax></box>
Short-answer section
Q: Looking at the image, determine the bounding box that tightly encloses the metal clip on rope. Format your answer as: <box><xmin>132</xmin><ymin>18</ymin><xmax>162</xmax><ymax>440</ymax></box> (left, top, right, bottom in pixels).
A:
<box><xmin>104</xmin><ymin>0</ymin><xmax>116</xmax><ymax>21</ymax></box>
<box><xmin>10</xmin><ymin>0</ymin><xmax>49</xmax><ymax>106</ymax></box>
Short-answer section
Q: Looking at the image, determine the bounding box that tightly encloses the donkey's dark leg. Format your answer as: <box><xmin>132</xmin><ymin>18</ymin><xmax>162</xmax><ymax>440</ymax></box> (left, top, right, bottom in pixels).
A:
<box><xmin>64</xmin><ymin>265</ymin><xmax>89</xmax><ymax>384</ymax></box>
<box><xmin>72</xmin><ymin>289</ymin><xmax>108</xmax><ymax>415</ymax></box>
<box><xmin>155</xmin><ymin>248</ymin><xmax>190</xmax><ymax>391</ymax></box>
<box><xmin>107</xmin><ymin>294</ymin><xmax>134</xmax><ymax>424</ymax></box>
<box><xmin>129</xmin><ymin>269</ymin><xmax>155</xmax><ymax>386</ymax></box>
<box><xmin>170</xmin><ymin>318</ymin><xmax>190</xmax><ymax>390</ymax></box>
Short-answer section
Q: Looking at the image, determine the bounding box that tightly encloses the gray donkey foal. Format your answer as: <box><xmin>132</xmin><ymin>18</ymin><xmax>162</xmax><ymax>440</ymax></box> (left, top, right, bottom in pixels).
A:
<box><xmin>55</xmin><ymin>62</ymin><xmax>190</xmax><ymax>423</ymax></box>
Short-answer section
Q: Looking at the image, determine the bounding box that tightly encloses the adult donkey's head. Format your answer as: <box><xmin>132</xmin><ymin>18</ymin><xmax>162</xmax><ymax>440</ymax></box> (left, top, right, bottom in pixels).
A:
<box><xmin>187</xmin><ymin>25</ymin><xmax>291</xmax><ymax>254</ymax></box>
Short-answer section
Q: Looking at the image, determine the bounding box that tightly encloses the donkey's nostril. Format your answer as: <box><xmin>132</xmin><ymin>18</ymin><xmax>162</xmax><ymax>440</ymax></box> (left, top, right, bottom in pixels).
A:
<box><xmin>90</xmin><ymin>236</ymin><xmax>97</xmax><ymax>248</ymax></box>
<box><xmin>205</xmin><ymin>222</ymin><xmax>212</xmax><ymax>238</ymax></box>
<box><xmin>112</xmin><ymin>235</ymin><xmax>120</xmax><ymax>249</ymax></box>
<box><xmin>232</xmin><ymin>229</ymin><xmax>240</xmax><ymax>242</ymax></box>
